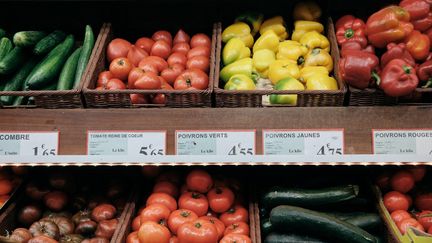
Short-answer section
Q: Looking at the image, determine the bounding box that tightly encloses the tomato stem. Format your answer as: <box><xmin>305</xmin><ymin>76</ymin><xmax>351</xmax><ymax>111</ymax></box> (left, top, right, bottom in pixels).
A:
<box><xmin>192</xmin><ymin>192</ymin><xmax>201</xmax><ymax>199</ymax></box>
<box><xmin>345</xmin><ymin>28</ymin><xmax>354</xmax><ymax>39</ymax></box>
<box><xmin>194</xmin><ymin>222</ymin><xmax>202</xmax><ymax>228</ymax></box>
<box><xmin>215</xmin><ymin>187</ymin><xmax>223</xmax><ymax>194</ymax></box>
<box><xmin>180</xmin><ymin>211</ymin><xmax>191</xmax><ymax>217</ymax></box>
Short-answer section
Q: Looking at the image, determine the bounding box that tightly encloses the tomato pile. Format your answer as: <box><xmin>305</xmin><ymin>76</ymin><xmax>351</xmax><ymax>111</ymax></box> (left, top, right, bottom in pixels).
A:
<box><xmin>127</xmin><ymin>169</ymin><xmax>251</xmax><ymax>243</ymax></box>
<box><xmin>0</xmin><ymin>167</ymin><xmax>21</xmax><ymax>208</ymax></box>
<box><xmin>376</xmin><ymin>166</ymin><xmax>432</xmax><ymax>235</ymax></box>
<box><xmin>96</xmin><ymin>30</ymin><xmax>212</xmax><ymax>104</ymax></box>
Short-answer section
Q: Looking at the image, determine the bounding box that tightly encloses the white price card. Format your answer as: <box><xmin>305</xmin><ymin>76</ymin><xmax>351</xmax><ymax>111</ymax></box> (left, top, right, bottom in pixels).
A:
<box><xmin>87</xmin><ymin>130</ymin><xmax>166</xmax><ymax>156</ymax></box>
<box><xmin>0</xmin><ymin>131</ymin><xmax>59</xmax><ymax>156</ymax></box>
<box><xmin>263</xmin><ymin>129</ymin><xmax>344</xmax><ymax>155</ymax></box>
<box><xmin>372</xmin><ymin>129</ymin><xmax>432</xmax><ymax>155</ymax></box>
<box><xmin>176</xmin><ymin>130</ymin><xmax>256</xmax><ymax>155</ymax></box>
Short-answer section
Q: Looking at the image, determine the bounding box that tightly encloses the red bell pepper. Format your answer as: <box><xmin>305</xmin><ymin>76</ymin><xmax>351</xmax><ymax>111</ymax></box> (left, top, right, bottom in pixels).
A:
<box><xmin>400</xmin><ymin>0</ymin><xmax>432</xmax><ymax>31</ymax></box>
<box><xmin>426</xmin><ymin>27</ymin><xmax>432</xmax><ymax>47</ymax></box>
<box><xmin>366</xmin><ymin>6</ymin><xmax>414</xmax><ymax>48</ymax></box>
<box><xmin>335</xmin><ymin>15</ymin><xmax>368</xmax><ymax>48</ymax></box>
<box><xmin>340</xmin><ymin>41</ymin><xmax>375</xmax><ymax>57</ymax></box>
<box><xmin>339</xmin><ymin>50</ymin><xmax>380</xmax><ymax>89</ymax></box>
<box><xmin>379</xmin><ymin>59</ymin><xmax>419</xmax><ymax>97</ymax></box>
<box><xmin>405</xmin><ymin>30</ymin><xmax>430</xmax><ymax>61</ymax></box>
<box><xmin>381</xmin><ymin>43</ymin><xmax>416</xmax><ymax>69</ymax></box>
<box><xmin>417</xmin><ymin>60</ymin><xmax>432</xmax><ymax>87</ymax></box>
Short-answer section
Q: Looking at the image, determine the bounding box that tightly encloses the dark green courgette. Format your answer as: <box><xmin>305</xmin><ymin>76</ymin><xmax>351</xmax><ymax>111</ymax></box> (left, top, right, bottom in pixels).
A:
<box><xmin>73</xmin><ymin>25</ymin><xmax>94</xmax><ymax>88</ymax></box>
<box><xmin>33</xmin><ymin>30</ymin><xmax>67</xmax><ymax>56</ymax></box>
<box><xmin>12</xmin><ymin>96</ymin><xmax>25</xmax><ymax>106</ymax></box>
<box><xmin>0</xmin><ymin>47</ymin><xmax>28</xmax><ymax>75</ymax></box>
<box><xmin>264</xmin><ymin>232</ymin><xmax>329</xmax><ymax>243</ymax></box>
<box><xmin>262</xmin><ymin>185</ymin><xmax>359</xmax><ymax>209</ymax></box>
<box><xmin>270</xmin><ymin>205</ymin><xmax>377</xmax><ymax>243</ymax></box>
<box><xmin>57</xmin><ymin>46</ymin><xmax>82</xmax><ymax>90</ymax></box>
<box><xmin>0</xmin><ymin>37</ymin><xmax>12</xmax><ymax>62</ymax></box>
<box><xmin>13</xmin><ymin>31</ymin><xmax>46</xmax><ymax>48</ymax></box>
<box><xmin>345</xmin><ymin>214</ymin><xmax>382</xmax><ymax>233</ymax></box>
<box><xmin>0</xmin><ymin>29</ymin><xmax>5</xmax><ymax>39</ymax></box>
<box><xmin>261</xmin><ymin>218</ymin><xmax>274</xmax><ymax>236</ymax></box>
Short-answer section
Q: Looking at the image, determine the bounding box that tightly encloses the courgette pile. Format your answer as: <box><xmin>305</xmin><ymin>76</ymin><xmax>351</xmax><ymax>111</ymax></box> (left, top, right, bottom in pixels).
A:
<box><xmin>0</xmin><ymin>26</ymin><xmax>94</xmax><ymax>106</ymax></box>
<box><xmin>261</xmin><ymin>184</ymin><xmax>384</xmax><ymax>243</ymax></box>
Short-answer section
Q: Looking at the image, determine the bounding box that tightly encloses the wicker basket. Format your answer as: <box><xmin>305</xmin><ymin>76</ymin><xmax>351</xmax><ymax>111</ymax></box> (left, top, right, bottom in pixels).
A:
<box><xmin>348</xmin><ymin>87</ymin><xmax>398</xmax><ymax>106</ymax></box>
<box><xmin>0</xmin><ymin>24</ymin><xmax>105</xmax><ymax>109</ymax></box>
<box><xmin>82</xmin><ymin>23</ymin><xmax>216</xmax><ymax>108</ymax></box>
<box><xmin>214</xmin><ymin>18</ymin><xmax>346</xmax><ymax>108</ymax></box>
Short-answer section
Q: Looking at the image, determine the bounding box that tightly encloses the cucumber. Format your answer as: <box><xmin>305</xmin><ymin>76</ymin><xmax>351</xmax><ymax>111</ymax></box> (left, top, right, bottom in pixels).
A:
<box><xmin>26</xmin><ymin>34</ymin><xmax>74</xmax><ymax>90</ymax></box>
<box><xmin>57</xmin><ymin>46</ymin><xmax>82</xmax><ymax>90</ymax></box>
<box><xmin>270</xmin><ymin>206</ymin><xmax>377</xmax><ymax>243</ymax></box>
<box><xmin>0</xmin><ymin>58</ymin><xmax>38</xmax><ymax>105</ymax></box>
<box><xmin>261</xmin><ymin>218</ymin><xmax>274</xmax><ymax>236</ymax></box>
<box><xmin>0</xmin><ymin>47</ymin><xmax>28</xmax><ymax>75</ymax></box>
<box><xmin>262</xmin><ymin>185</ymin><xmax>359</xmax><ymax>209</ymax></box>
<box><xmin>13</xmin><ymin>31</ymin><xmax>46</xmax><ymax>48</ymax></box>
<box><xmin>264</xmin><ymin>232</ymin><xmax>329</xmax><ymax>243</ymax></box>
<box><xmin>0</xmin><ymin>29</ymin><xmax>5</xmax><ymax>39</ymax></box>
<box><xmin>33</xmin><ymin>30</ymin><xmax>66</xmax><ymax>56</ymax></box>
<box><xmin>73</xmin><ymin>25</ymin><xmax>94</xmax><ymax>88</ymax></box>
<box><xmin>0</xmin><ymin>37</ymin><xmax>12</xmax><ymax>62</ymax></box>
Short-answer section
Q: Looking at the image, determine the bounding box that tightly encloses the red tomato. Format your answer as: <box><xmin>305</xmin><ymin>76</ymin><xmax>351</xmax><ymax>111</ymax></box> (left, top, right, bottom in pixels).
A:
<box><xmin>146</xmin><ymin>192</ymin><xmax>177</xmax><ymax>212</ymax></box>
<box><xmin>140</xmin><ymin>203</ymin><xmax>171</xmax><ymax>225</ymax></box>
<box><xmin>186</xmin><ymin>169</ymin><xmax>213</xmax><ymax>193</ymax></box>
<box><xmin>153</xmin><ymin>181</ymin><xmax>179</xmax><ymax>198</ymax></box>
<box><xmin>224</xmin><ymin>222</ymin><xmax>249</xmax><ymax>236</ymax></box>
<box><xmin>429</xmin><ymin>225</ymin><xmax>432</xmax><ymax>234</ymax></box>
<box><xmin>105</xmin><ymin>78</ymin><xmax>126</xmax><ymax>90</ymax></box>
<box><xmin>178</xmin><ymin>192</ymin><xmax>209</xmax><ymax>217</ymax></box>
<box><xmin>398</xmin><ymin>218</ymin><xmax>424</xmax><ymax>234</ymax></box>
<box><xmin>207</xmin><ymin>187</ymin><xmax>235</xmax><ymax>213</ymax></box>
<box><xmin>199</xmin><ymin>216</ymin><xmax>225</xmax><ymax>240</ymax></box>
<box><xmin>406</xmin><ymin>194</ymin><xmax>413</xmax><ymax>208</ymax></box>
<box><xmin>130</xmin><ymin>94</ymin><xmax>149</xmax><ymax>104</ymax></box>
<box><xmin>128</xmin><ymin>67</ymin><xmax>146</xmax><ymax>88</ymax></box>
<box><xmin>135</xmin><ymin>37</ymin><xmax>155</xmax><ymax>54</ymax></box>
<box><xmin>415</xmin><ymin>193</ymin><xmax>432</xmax><ymax>211</ymax></box>
<box><xmin>141</xmin><ymin>166</ymin><xmax>161</xmax><ymax>178</ymax></box>
<box><xmin>134</xmin><ymin>72</ymin><xmax>162</xmax><ymax>90</ymax></box>
<box><xmin>138</xmin><ymin>221</ymin><xmax>171</xmax><ymax>243</ymax></box>
<box><xmin>219</xmin><ymin>206</ymin><xmax>249</xmax><ymax>227</ymax></box>
<box><xmin>152</xmin><ymin>94</ymin><xmax>167</xmax><ymax>105</ymax></box>
<box><xmin>153</xmin><ymin>30</ymin><xmax>173</xmax><ymax>47</ymax></box>
<box><xmin>139</xmin><ymin>56</ymin><xmax>168</xmax><ymax>74</ymax></box>
<box><xmin>126</xmin><ymin>231</ymin><xmax>140</xmax><ymax>243</ymax></box>
<box><xmin>132</xmin><ymin>215</ymin><xmax>141</xmax><ymax>231</ymax></box>
<box><xmin>44</xmin><ymin>191</ymin><xmax>68</xmax><ymax>212</ymax></box>
<box><xmin>190</xmin><ymin>33</ymin><xmax>211</xmax><ymax>48</ymax></box>
<box><xmin>384</xmin><ymin>191</ymin><xmax>410</xmax><ymax>213</ymax></box>
<box><xmin>127</xmin><ymin>45</ymin><xmax>149</xmax><ymax>67</ymax></box>
<box><xmin>151</xmin><ymin>40</ymin><xmax>172</xmax><ymax>60</ymax></box>
<box><xmin>97</xmin><ymin>71</ymin><xmax>113</xmax><ymax>88</ymax></box>
<box><xmin>220</xmin><ymin>233</ymin><xmax>251</xmax><ymax>243</ymax></box>
<box><xmin>391</xmin><ymin>210</ymin><xmax>412</xmax><ymax>225</ymax></box>
<box><xmin>109</xmin><ymin>57</ymin><xmax>133</xmax><ymax>81</ymax></box>
<box><xmin>172</xmin><ymin>43</ymin><xmax>190</xmax><ymax>55</ymax></box>
<box><xmin>0</xmin><ymin>195</ymin><xmax>10</xmax><ymax>206</ymax></box>
<box><xmin>161</xmin><ymin>64</ymin><xmax>185</xmax><ymax>85</ymax></box>
<box><xmin>408</xmin><ymin>166</ymin><xmax>427</xmax><ymax>182</ymax></box>
<box><xmin>107</xmin><ymin>38</ymin><xmax>132</xmax><ymax>62</ymax></box>
<box><xmin>187</xmin><ymin>56</ymin><xmax>209</xmax><ymax>72</ymax></box>
<box><xmin>417</xmin><ymin>210</ymin><xmax>432</xmax><ymax>230</ymax></box>
<box><xmin>161</xmin><ymin>78</ymin><xmax>174</xmax><ymax>90</ymax></box>
<box><xmin>167</xmin><ymin>52</ymin><xmax>187</xmax><ymax>66</ymax></box>
<box><xmin>391</xmin><ymin>171</ymin><xmax>415</xmax><ymax>193</ymax></box>
<box><xmin>0</xmin><ymin>179</ymin><xmax>13</xmax><ymax>196</ymax></box>
<box><xmin>169</xmin><ymin>236</ymin><xmax>179</xmax><ymax>243</ymax></box>
<box><xmin>174</xmin><ymin>69</ymin><xmax>209</xmax><ymax>90</ymax></box>
<box><xmin>187</xmin><ymin>46</ymin><xmax>210</xmax><ymax>59</ymax></box>
<box><xmin>173</xmin><ymin>29</ymin><xmax>190</xmax><ymax>44</ymax></box>
<box><xmin>168</xmin><ymin>209</ymin><xmax>198</xmax><ymax>235</ymax></box>
<box><xmin>156</xmin><ymin>171</ymin><xmax>181</xmax><ymax>185</ymax></box>
<box><xmin>177</xmin><ymin>219</ymin><xmax>218</xmax><ymax>243</ymax></box>
<box><xmin>376</xmin><ymin>172</ymin><xmax>391</xmax><ymax>191</ymax></box>
<box><xmin>206</xmin><ymin>211</ymin><xmax>219</xmax><ymax>218</ymax></box>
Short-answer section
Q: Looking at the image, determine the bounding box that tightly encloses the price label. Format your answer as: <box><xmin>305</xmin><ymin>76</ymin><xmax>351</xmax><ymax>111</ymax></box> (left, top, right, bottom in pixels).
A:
<box><xmin>373</xmin><ymin>129</ymin><xmax>432</xmax><ymax>155</ymax></box>
<box><xmin>87</xmin><ymin>131</ymin><xmax>166</xmax><ymax>156</ymax></box>
<box><xmin>0</xmin><ymin>131</ymin><xmax>59</xmax><ymax>156</ymax></box>
<box><xmin>176</xmin><ymin>130</ymin><xmax>256</xmax><ymax>155</ymax></box>
<box><xmin>263</xmin><ymin>129</ymin><xmax>344</xmax><ymax>155</ymax></box>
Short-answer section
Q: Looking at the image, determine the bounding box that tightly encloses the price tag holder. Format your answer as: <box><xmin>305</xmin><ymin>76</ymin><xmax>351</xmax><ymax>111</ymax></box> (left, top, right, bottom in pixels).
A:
<box><xmin>0</xmin><ymin>131</ymin><xmax>59</xmax><ymax>156</ymax></box>
<box><xmin>176</xmin><ymin>130</ymin><xmax>256</xmax><ymax>155</ymax></box>
<box><xmin>372</xmin><ymin>129</ymin><xmax>432</xmax><ymax>155</ymax></box>
<box><xmin>263</xmin><ymin>129</ymin><xmax>344</xmax><ymax>155</ymax></box>
<box><xmin>87</xmin><ymin>130</ymin><xmax>166</xmax><ymax>156</ymax></box>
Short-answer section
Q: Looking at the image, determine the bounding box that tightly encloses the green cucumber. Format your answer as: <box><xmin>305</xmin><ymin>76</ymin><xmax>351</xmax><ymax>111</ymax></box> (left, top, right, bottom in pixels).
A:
<box><xmin>33</xmin><ymin>30</ymin><xmax>67</xmax><ymax>56</ymax></box>
<box><xmin>13</xmin><ymin>31</ymin><xmax>46</xmax><ymax>48</ymax></box>
<box><xmin>0</xmin><ymin>58</ymin><xmax>38</xmax><ymax>105</ymax></box>
<box><xmin>0</xmin><ymin>37</ymin><xmax>13</xmax><ymax>62</ymax></box>
<box><xmin>73</xmin><ymin>25</ymin><xmax>94</xmax><ymax>88</ymax></box>
<box><xmin>26</xmin><ymin>34</ymin><xmax>74</xmax><ymax>90</ymax></box>
<box><xmin>270</xmin><ymin>206</ymin><xmax>376</xmax><ymax>243</ymax></box>
<box><xmin>264</xmin><ymin>232</ymin><xmax>329</xmax><ymax>243</ymax></box>
<box><xmin>0</xmin><ymin>47</ymin><xmax>28</xmax><ymax>75</ymax></box>
<box><xmin>262</xmin><ymin>185</ymin><xmax>359</xmax><ymax>209</ymax></box>
<box><xmin>261</xmin><ymin>218</ymin><xmax>274</xmax><ymax>236</ymax></box>
<box><xmin>0</xmin><ymin>29</ymin><xmax>5</xmax><ymax>39</ymax></box>
<box><xmin>57</xmin><ymin>46</ymin><xmax>82</xmax><ymax>90</ymax></box>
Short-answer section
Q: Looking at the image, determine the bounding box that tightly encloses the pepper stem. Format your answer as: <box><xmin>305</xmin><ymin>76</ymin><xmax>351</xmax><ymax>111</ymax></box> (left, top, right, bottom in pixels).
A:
<box><xmin>402</xmin><ymin>65</ymin><xmax>411</xmax><ymax>74</ymax></box>
<box><xmin>371</xmin><ymin>71</ymin><xmax>381</xmax><ymax>86</ymax></box>
<box><xmin>297</xmin><ymin>56</ymin><xmax>305</xmax><ymax>66</ymax></box>
<box><xmin>422</xmin><ymin>78</ymin><xmax>432</xmax><ymax>88</ymax></box>
<box><xmin>345</xmin><ymin>28</ymin><xmax>354</xmax><ymax>39</ymax></box>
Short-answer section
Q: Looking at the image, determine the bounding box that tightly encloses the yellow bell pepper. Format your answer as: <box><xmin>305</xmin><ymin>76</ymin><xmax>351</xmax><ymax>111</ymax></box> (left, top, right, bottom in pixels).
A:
<box><xmin>268</xmin><ymin>59</ymin><xmax>300</xmax><ymax>84</ymax></box>
<box><xmin>259</xmin><ymin>16</ymin><xmax>288</xmax><ymax>41</ymax></box>
<box><xmin>304</xmin><ymin>48</ymin><xmax>333</xmax><ymax>72</ymax></box>
<box><xmin>270</xmin><ymin>77</ymin><xmax>305</xmax><ymax>105</ymax></box>
<box><xmin>253</xmin><ymin>49</ymin><xmax>275</xmax><ymax>78</ymax></box>
<box><xmin>299</xmin><ymin>31</ymin><xmax>330</xmax><ymax>52</ymax></box>
<box><xmin>253</xmin><ymin>30</ymin><xmax>279</xmax><ymax>53</ymax></box>
<box><xmin>235</xmin><ymin>12</ymin><xmax>264</xmax><ymax>36</ymax></box>
<box><xmin>222</xmin><ymin>22</ymin><xmax>254</xmax><ymax>48</ymax></box>
<box><xmin>220</xmin><ymin>58</ymin><xmax>254</xmax><ymax>83</ymax></box>
<box><xmin>224</xmin><ymin>74</ymin><xmax>256</xmax><ymax>90</ymax></box>
<box><xmin>299</xmin><ymin>66</ymin><xmax>329</xmax><ymax>83</ymax></box>
<box><xmin>291</xmin><ymin>21</ymin><xmax>324</xmax><ymax>42</ymax></box>
<box><xmin>276</xmin><ymin>40</ymin><xmax>309</xmax><ymax>65</ymax></box>
<box><xmin>306</xmin><ymin>74</ymin><xmax>338</xmax><ymax>90</ymax></box>
<box><xmin>293</xmin><ymin>0</ymin><xmax>322</xmax><ymax>21</ymax></box>
<box><xmin>222</xmin><ymin>38</ymin><xmax>251</xmax><ymax>65</ymax></box>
